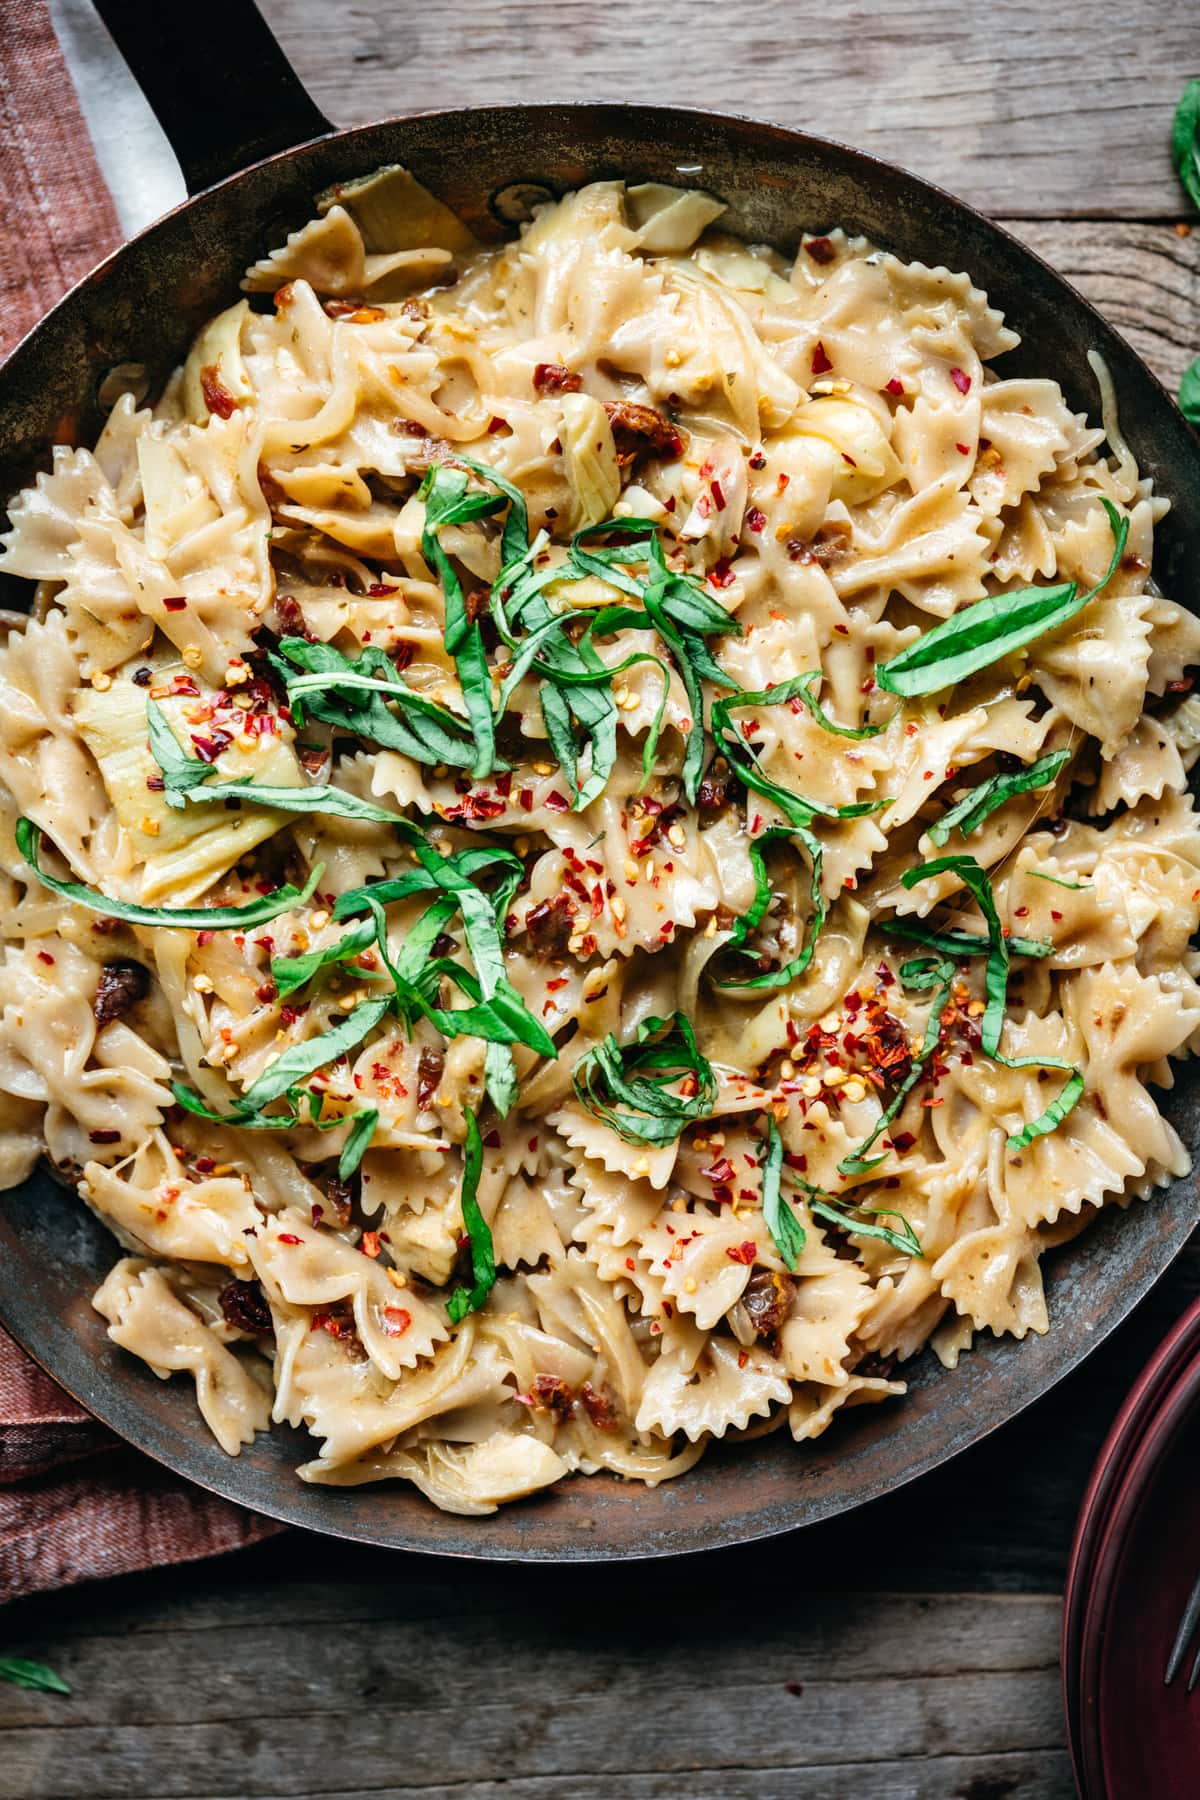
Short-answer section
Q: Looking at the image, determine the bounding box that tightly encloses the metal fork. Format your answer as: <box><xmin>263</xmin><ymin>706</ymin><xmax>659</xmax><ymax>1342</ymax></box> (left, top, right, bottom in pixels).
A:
<box><xmin>1166</xmin><ymin>1570</ymin><xmax>1200</xmax><ymax>1690</ymax></box>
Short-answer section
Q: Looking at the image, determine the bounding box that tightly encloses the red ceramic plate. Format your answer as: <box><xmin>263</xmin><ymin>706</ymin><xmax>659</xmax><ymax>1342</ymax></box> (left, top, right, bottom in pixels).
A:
<box><xmin>1065</xmin><ymin>1310</ymin><xmax>1200</xmax><ymax>1796</ymax></box>
<box><xmin>1063</xmin><ymin>1295</ymin><xmax>1200</xmax><ymax>1762</ymax></box>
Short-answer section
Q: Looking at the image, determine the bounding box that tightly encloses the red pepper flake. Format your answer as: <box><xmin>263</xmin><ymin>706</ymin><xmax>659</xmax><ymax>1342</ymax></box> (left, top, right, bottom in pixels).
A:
<box><xmin>708</xmin><ymin>557</ymin><xmax>736</xmax><ymax>589</ymax></box>
<box><xmin>1014</xmin><ymin>905</ymin><xmax>1029</xmax><ymax>918</ymax></box>
<box><xmin>710</xmin><ymin>477</ymin><xmax>727</xmax><ymax>512</ymax></box>
<box><xmin>367</xmin><ymin>581</ymin><xmax>397</xmax><ymax>597</ymax></box>
<box><xmin>891</xmin><ymin>1131</ymin><xmax>916</xmax><ymax>1153</ymax></box>
<box><xmin>495</xmin><ymin>771</ymin><xmax>513</xmax><ymax>798</ymax></box>
<box><xmin>701</xmin><ymin>1157</ymin><xmax>736</xmax><ymax>1184</ymax></box>
<box><xmin>163</xmin><ymin>596</ymin><xmax>188</xmax><ymax>612</ymax></box>
<box><xmin>811</xmin><ymin>341</ymin><xmax>833</xmax><ymax>376</ymax></box>
<box><xmin>360</xmin><ymin>1231</ymin><xmax>382</xmax><ymax>1259</ymax></box>
<box><xmin>382</xmin><ymin>1306</ymin><xmax>412</xmax><ymax>1337</ymax></box>
<box><xmin>955</xmin><ymin>442</ymin><xmax>972</xmax><ymax>456</ymax></box>
<box><xmin>487</xmin><ymin>415</ymin><xmax>507</xmax><ymax>434</ymax></box>
<box><xmin>544</xmin><ymin>790</ymin><xmax>569</xmax><ymax>812</ymax></box>
<box><xmin>749</xmin><ymin>449</ymin><xmax>767</xmax><ymax>470</ymax></box>
<box><xmin>805</xmin><ymin>236</ymin><xmax>836</xmax><ymax>265</ymax></box>
<box><xmin>1051</xmin><ymin>909</ymin><xmax>1063</xmax><ymax>922</ymax></box>
<box><xmin>255</xmin><ymin>980</ymin><xmax>277</xmax><ymax>1004</ymax></box>
<box><xmin>885</xmin><ymin>377</ymin><xmax>905</xmax><ymax>397</ymax></box>
<box><xmin>726</xmin><ymin>1240</ymin><xmax>758</xmax><ymax>1265</ymax></box>
<box><xmin>278</xmin><ymin>1233</ymin><xmax>302</xmax><ymax>1245</ymax></box>
<box><xmin>89</xmin><ymin>1128</ymin><xmax>121</xmax><ymax>1144</ymax></box>
<box><xmin>745</xmin><ymin>505</ymin><xmax>766</xmax><ymax>534</ymax></box>
<box><xmin>196</xmin><ymin>930</ymin><xmax>215</xmax><ymax>947</ymax></box>
<box><xmin>664</xmin><ymin>494</ymin><xmax>676</xmax><ymax>513</ymax></box>
<box><xmin>483</xmin><ymin>1129</ymin><xmax>502</xmax><ymax>1148</ymax></box>
<box><xmin>533</xmin><ymin>362</ymin><xmax>583</xmax><ymax>394</ymax></box>
<box><xmin>36</xmin><ymin>949</ymin><xmax>55</xmax><ymax>965</ymax></box>
<box><xmin>949</xmin><ymin>367</ymin><xmax>972</xmax><ymax>395</ymax></box>
<box><xmin>518</xmin><ymin>787</ymin><xmax>534</xmax><ymax>813</ymax></box>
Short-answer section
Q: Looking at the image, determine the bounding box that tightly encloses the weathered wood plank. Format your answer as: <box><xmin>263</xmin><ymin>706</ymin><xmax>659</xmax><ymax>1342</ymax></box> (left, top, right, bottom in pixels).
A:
<box><xmin>259</xmin><ymin>0</ymin><xmax>1197</xmax><ymax>220</ymax></box>
<box><xmin>204</xmin><ymin>1763</ymin><xmax>1077</xmax><ymax>1800</ymax></box>
<box><xmin>1004</xmin><ymin>219</ymin><xmax>1200</xmax><ymax>390</ymax></box>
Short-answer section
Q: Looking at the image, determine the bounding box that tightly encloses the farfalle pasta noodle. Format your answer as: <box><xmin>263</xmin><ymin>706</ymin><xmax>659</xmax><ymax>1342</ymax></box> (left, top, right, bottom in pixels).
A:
<box><xmin>1</xmin><ymin>168</ymin><xmax>1198</xmax><ymax>1513</ymax></box>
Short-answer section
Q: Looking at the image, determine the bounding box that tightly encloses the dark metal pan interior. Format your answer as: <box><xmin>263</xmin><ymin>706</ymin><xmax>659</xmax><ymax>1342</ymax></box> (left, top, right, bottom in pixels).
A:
<box><xmin>1</xmin><ymin>104</ymin><xmax>1197</xmax><ymax>1559</ymax></box>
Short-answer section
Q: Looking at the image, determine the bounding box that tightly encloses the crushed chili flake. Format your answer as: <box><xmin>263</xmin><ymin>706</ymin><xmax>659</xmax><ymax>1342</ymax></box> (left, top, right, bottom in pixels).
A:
<box><xmin>811</xmin><ymin>340</ymin><xmax>833</xmax><ymax>376</ymax></box>
<box><xmin>278</xmin><ymin>1233</ymin><xmax>302</xmax><ymax>1245</ymax></box>
<box><xmin>804</xmin><ymin>235</ymin><xmax>836</xmax><ymax>264</ymax></box>
<box><xmin>382</xmin><ymin>1306</ymin><xmax>412</xmax><ymax>1337</ymax></box>
<box><xmin>360</xmin><ymin>1231</ymin><xmax>382</xmax><ymax>1259</ymax></box>
<box><xmin>949</xmin><ymin>366</ymin><xmax>972</xmax><ymax>395</ymax></box>
<box><xmin>885</xmin><ymin>377</ymin><xmax>905</xmax><ymax>396</ymax></box>
<box><xmin>955</xmin><ymin>442</ymin><xmax>972</xmax><ymax>455</ymax></box>
<box><xmin>533</xmin><ymin>361</ymin><xmax>583</xmax><ymax>394</ymax></box>
<box><xmin>89</xmin><ymin>1128</ymin><xmax>121</xmax><ymax>1144</ymax></box>
<box><xmin>544</xmin><ymin>790</ymin><xmax>570</xmax><ymax>812</ymax></box>
<box><xmin>745</xmin><ymin>505</ymin><xmax>767</xmax><ymax>534</ymax></box>
<box><xmin>726</xmin><ymin>1240</ymin><xmax>758</xmax><ymax>1265</ymax></box>
<box><xmin>162</xmin><ymin>595</ymin><xmax>188</xmax><ymax>612</ymax></box>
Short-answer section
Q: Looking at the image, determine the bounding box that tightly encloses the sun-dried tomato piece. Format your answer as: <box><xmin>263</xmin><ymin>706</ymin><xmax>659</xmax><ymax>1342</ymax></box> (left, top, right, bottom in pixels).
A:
<box><xmin>579</xmin><ymin>1382</ymin><xmax>618</xmax><ymax>1430</ymax></box>
<box><xmin>524</xmin><ymin>893</ymin><xmax>576</xmax><ymax>962</ymax></box>
<box><xmin>310</xmin><ymin>1301</ymin><xmax>359</xmax><ymax>1341</ymax></box>
<box><xmin>516</xmin><ymin>1374</ymin><xmax>575</xmax><ymax>1422</ymax></box>
<box><xmin>417</xmin><ymin>1047</ymin><xmax>445</xmax><ymax>1111</ymax></box>
<box><xmin>272</xmin><ymin>593</ymin><xmax>313</xmax><ymax>640</ymax></box>
<box><xmin>533</xmin><ymin>362</ymin><xmax>583</xmax><ymax>395</ymax></box>
<box><xmin>603</xmin><ymin>400</ymin><xmax>686</xmax><ymax>461</ymax></box>
<box><xmin>219</xmin><ymin>1279</ymin><xmax>274</xmax><ymax>1337</ymax></box>
<box><xmin>93</xmin><ymin>959</ymin><xmax>150</xmax><ymax>1026</ymax></box>
<box><xmin>741</xmin><ymin>1270</ymin><xmax>796</xmax><ymax>1341</ymax></box>
<box><xmin>199</xmin><ymin>364</ymin><xmax>237</xmax><ymax>419</ymax></box>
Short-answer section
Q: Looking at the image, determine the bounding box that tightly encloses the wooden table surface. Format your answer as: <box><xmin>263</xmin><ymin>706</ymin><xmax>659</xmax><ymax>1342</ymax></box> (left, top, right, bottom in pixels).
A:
<box><xmin>4</xmin><ymin>3</ymin><xmax>1200</xmax><ymax>1795</ymax></box>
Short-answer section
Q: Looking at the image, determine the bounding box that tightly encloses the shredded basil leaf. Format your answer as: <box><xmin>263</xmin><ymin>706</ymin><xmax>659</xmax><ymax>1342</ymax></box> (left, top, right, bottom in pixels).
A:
<box><xmin>0</xmin><ymin>1658</ymin><xmax>71</xmax><ymax>1695</ymax></box>
<box><xmin>446</xmin><ymin>1110</ymin><xmax>495</xmax><ymax>1322</ymax></box>
<box><xmin>886</xmin><ymin>918</ymin><xmax>1053</xmax><ymax>962</ymax></box>
<box><xmin>1029</xmin><ymin>869</ymin><xmax>1092</xmax><ymax>891</ymax></box>
<box><xmin>876</xmin><ymin>499</ymin><xmax>1128</xmax><ymax>697</ymax></box>
<box><xmin>237</xmin><ymin>997</ymin><xmax>392</xmax><ymax>1113</ymax></box>
<box><xmin>338</xmin><ymin>1108</ymin><xmax>380</xmax><ymax>1179</ymax></box>
<box><xmin>793</xmin><ymin>669</ymin><xmax>888</xmax><ymax>739</ymax></box>
<box><xmin>783</xmin><ymin>1168</ymin><xmax>923</xmax><ymax>1258</ymax></box>
<box><xmin>271</xmin><ymin>918</ymin><xmax>380</xmax><ymax>999</ymax></box>
<box><xmin>270</xmin><ymin>638</ymin><xmax>478</xmax><ymax>769</ymax></box>
<box><xmin>1180</xmin><ymin>355</ymin><xmax>1200</xmax><ymax>429</ymax></box>
<box><xmin>928</xmin><ymin>749</ymin><xmax>1070</xmax><ymax>847</ymax></box>
<box><xmin>18</xmin><ymin>818</ymin><xmax>323</xmax><ymax>931</ymax></box>
<box><xmin>901</xmin><ymin>855</ymin><xmax>1008</xmax><ymax>1055</ymax></box>
<box><xmin>711</xmin><ymin>684</ymin><xmax>885</xmax><ymax>827</ymax></box>
<box><xmin>146</xmin><ymin>707</ymin><xmax>410</xmax><ymax>824</ymax></box>
<box><xmin>999</xmin><ymin>1057</ymin><xmax>1085</xmax><ymax>1152</ymax></box>
<box><xmin>760</xmin><ymin>1114</ymin><xmax>806</xmax><ymax>1269</ymax></box>
<box><xmin>714</xmin><ymin>823</ymin><xmax>828</xmax><ymax>992</ymax></box>
<box><xmin>420</xmin><ymin>465</ymin><xmax>505</xmax><ymax>777</ymax></box>
<box><xmin>573</xmin><ymin>1013</ymin><xmax>717</xmax><ymax>1146</ymax></box>
<box><xmin>1173</xmin><ymin>78</ymin><xmax>1200</xmax><ymax>211</ymax></box>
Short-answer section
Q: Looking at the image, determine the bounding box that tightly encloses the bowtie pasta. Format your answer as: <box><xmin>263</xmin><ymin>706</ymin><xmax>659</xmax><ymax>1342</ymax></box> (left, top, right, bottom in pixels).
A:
<box><xmin>2</xmin><ymin>169</ymin><xmax>1198</xmax><ymax>1516</ymax></box>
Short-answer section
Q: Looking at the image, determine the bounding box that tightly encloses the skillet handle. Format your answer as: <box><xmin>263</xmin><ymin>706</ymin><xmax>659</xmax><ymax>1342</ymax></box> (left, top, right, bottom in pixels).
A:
<box><xmin>90</xmin><ymin>0</ymin><xmax>333</xmax><ymax>195</ymax></box>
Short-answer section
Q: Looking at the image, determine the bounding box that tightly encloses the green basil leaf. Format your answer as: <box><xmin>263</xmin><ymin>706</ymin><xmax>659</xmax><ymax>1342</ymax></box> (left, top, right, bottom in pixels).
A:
<box><xmin>420</xmin><ymin>465</ymin><xmax>502</xmax><ymax>777</ymax></box>
<box><xmin>446</xmin><ymin>1110</ymin><xmax>495</xmax><ymax>1322</ymax></box>
<box><xmin>809</xmin><ymin>1196</ymin><xmax>922</xmax><ymax>1258</ymax></box>
<box><xmin>573</xmin><ymin>1012</ymin><xmax>717</xmax><ymax>1146</ymax></box>
<box><xmin>0</xmin><ymin>1658</ymin><xmax>71</xmax><ymax>1695</ymax></box>
<box><xmin>760</xmin><ymin>1114</ymin><xmax>805</xmax><ymax>1270</ymax></box>
<box><xmin>338</xmin><ymin>1108</ymin><xmax>379</xmax><ymax>1179</ymax></box>
<box><xmin>1028</xmin><ymin>869</ymin><xmax>1091</xmax><ymax>891</ymax></box>
<box><xmin>886</xmin><ymin>918</ymin><xmax>1053</xmax><ymax>961</ymax></box>
<box><xmin>876</xmin><ymin>499</ymin><xmax>1127</xmax><ymax>696</ymax></box>
<box><xmin>927</xmin><ymin>748</ymin><xmax>1070</xmax><ymax>847</ymax></box>
<box><xmin>452</xmin><ymin>455</ymin><xmax>531</xmax><ymax>571</ymax></box>
<box><xmin>170</xmin><ymin>1081</ymin><xmax>377</xmax><ymax>1150</ymax></box>
<box><xmin>18</xmin><ymin>818</ymin><xmax>322</xmax><ymax>931</ymax></box>
<box><xmin>900</xmin><ymin>854</ymin><xmax>1007</xmax><ymax>1055</ymax></box>
<box><xmin>270</xmin><ymin>639</ymin><xmax>477</xmax><ymax>769</ymax></box>
<box><xmin>711</xmin><ymin>684</ymin><xmax>886</xmax><ymax>828</ymax></box>
<box><xmin>1172</xmin><ymin>78</ymin><xmax>1200</xmax><ymax>211</ymax></box>
<box><xmin>237</xmin><ymin>996</ymin><xmax>392</xmax><ymax>1112</ymax></box>
<box><xmin>793</xmin><ymin>669</ymin><xmax>888</xmax><ymax>739</ymax></box>
<box><xmin>146</xmin><ymin>701</ymin><xmax>215</xmax><ymax>797</ymax></box>
<box><xmin>1180</xmin><ymin>355</ymin><xmax>1200</xmax><ymax>429</ymax></box>
<box><xmin>998</xmin><ymin>1056</ymin><xmax>1085</xmax><ymax>1152</ymax></box>
<box><xmin>714</xmin><ymin>822</ymin><xmax>829</xmax><ymax>993</ymax></box>
<box><xmin>839</xmin><ymin>959</ymin><xmax>955</xmax><ymax>1176</ymax></box>
<box><xmin>172</xmin><ymin>774</ymin><xmax>408</xmax><ymax>825</ymax></box>
<box><xmin>271</xmin><ymin>917</ymin><xmax>380</xmax><ymax>1000</ymax></box>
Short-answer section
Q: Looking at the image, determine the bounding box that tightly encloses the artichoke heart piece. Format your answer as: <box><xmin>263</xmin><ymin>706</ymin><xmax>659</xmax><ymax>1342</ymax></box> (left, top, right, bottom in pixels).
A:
<box><xmin>74</xmin><ymin>669</ymin><xmax>303</xmax><ymax>904</ymax></box>
<box><xmin>626</xmin><ymin>183</ymin><xmax>727</xmax><ymax>254</ymax></box>
<box><xmin>181</xmin><ymin>301</ymin><xmax>253</xmax><ymax>424</ymax></box>
<box><xmin>560</xmin><ymin>393</ymin><xmax>621</xmax><ymax>531</ymax></box>
<box><xmin>315</xmin><ymin>164</ymin><xmax>479</xmax><ymax>256</ymax></box>
<box><xmin>787</xmin><ymin>395</ymin><xmax>903</xmax><ymax>506</ymax></box>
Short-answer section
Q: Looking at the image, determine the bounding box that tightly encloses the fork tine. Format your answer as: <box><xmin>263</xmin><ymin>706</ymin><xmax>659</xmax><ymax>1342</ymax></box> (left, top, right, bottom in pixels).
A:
<box><xmin>1166</xmin><ymin>1569</ymin><xmax>1200</xmax><ymax>1684</ymax></box>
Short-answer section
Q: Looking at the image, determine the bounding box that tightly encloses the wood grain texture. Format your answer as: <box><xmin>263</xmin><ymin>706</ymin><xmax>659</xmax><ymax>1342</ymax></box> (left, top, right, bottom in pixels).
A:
<box><xmin>5</xmin><ymin>14</ymin><xmax>1199</xmax><ymax>1797</ymax></box>
<box><xmin>259</xmin><ymin>0</ymin><xmax>1199</xmax><ymax>219</ymax></box>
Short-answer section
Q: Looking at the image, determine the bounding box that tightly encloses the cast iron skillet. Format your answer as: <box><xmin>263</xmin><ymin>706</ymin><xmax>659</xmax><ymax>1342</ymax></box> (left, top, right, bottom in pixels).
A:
<box><xmin>1</xmin><ymin>0</ymin><xmax>1197</xmax><ymax>1561</ymax></box>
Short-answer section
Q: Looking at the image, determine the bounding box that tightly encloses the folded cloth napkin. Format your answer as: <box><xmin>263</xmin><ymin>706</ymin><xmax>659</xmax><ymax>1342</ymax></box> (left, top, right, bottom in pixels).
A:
<box><xmin>0</xmin><ymin>0</ymin><xmax>284</xmax><ymax>1600</ymax></box>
